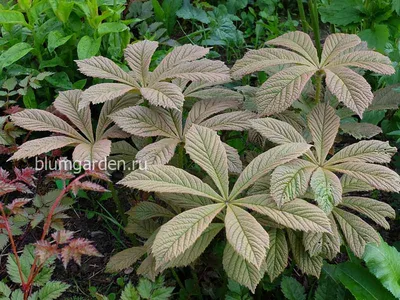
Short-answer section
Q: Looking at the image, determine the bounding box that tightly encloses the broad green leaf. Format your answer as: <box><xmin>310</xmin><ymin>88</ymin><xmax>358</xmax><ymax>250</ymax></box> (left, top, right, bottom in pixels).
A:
<box><xmin>47</xmin><ymin>31</ymin><xmax>73</xmax><ymax>53</ymax></box>
<box><xmin>77</xmin><ymin>36</ymin><xmax>101</xmax><ymax>60</ymax></box>
<box><xmin>185</xmin><ymin>125</ymin><xmax>229</xmax><ymax>199</ymax></box>
<box><xmin>319</xmin><ymin>0</ymin><xmax>363</xmax><ymax>26</ymax></box>
<box><xmin>152</xmin><ymin>203</ymin><xmax>224</xmax><ymax>268</ymax></box>
<box><xmin>176</xmin><ymin>0</ymin><xmax>210</xmax><ymax>23</ymax></box>
<box><xmin>223</xmin><ymin>243</ymin><xmax>266</xmax><ymax>293</ymax></box>
<box><xmin>229</xmin><ymin>143</ymin><xmax>311</xmax><ymax>200</ymax></box>
<box><xmin>0</xmin><ymin>43</ymin><xmax>33</xmax><ymax>70</ymax></box>
<box><xmin>265</xmin><ymin>229</ymin><xmax>288</xmax><ymax>281</ymax></box>
<box><xmin>359</xmin><ymin>24</ymin><xmax>390</xmax><ymax>53</ymax></box>
<box><xmin>280</xmin><ymin>276</ymin><xmax>306</xmax><ymax>300</ymax></box>
<box><xmin>225</xmin><ymin>205</ymin><xmax>269</xmax><ymax>268</ymax></box>
<box><xmin>0</xmin><ymin>281</ymin><xmax>11</xmax><ymax>299</ymax></box>
<box><xmin>0</xmin><ymin>10</ymin><xmax>29</xmax><ymax>26</ymax></box>
<box><xmin>119</xmin><ymin>165</ymin><xmax>224</xmax><ymax>202</ymax></box>
<box><xmin>98</xmin><ymin>22</ymin><xmax>129</xmax><ymax>36</ymax></box>
<box><xmin>363</xmin><ymin>238</ymin><xmax>400</xmax><ymax>298</ymax></box>
<box><xmin>335</xmin><ymin>262</ymin><xmax>396</xmax><ymax>300</ymax></box>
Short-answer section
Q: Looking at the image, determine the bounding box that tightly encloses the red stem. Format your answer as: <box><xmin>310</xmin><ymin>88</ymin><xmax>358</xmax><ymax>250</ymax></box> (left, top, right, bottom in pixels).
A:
<box><xmin>23</xmin><ymin>173</ymin><xmax>87</xmax><ymax>299</ymax></box>
<box><xmin>0</xmin><ymin>205</ymin><xmax>26</xmax><ymax>287</ymax></box>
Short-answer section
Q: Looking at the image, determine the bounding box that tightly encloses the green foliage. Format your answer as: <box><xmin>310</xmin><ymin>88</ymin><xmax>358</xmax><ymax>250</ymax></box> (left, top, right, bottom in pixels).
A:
<box><xmin>363</xmin><ymin>238</ymin><xmax>400</xmax><ymax>298</ymax></box>
<box><xmin>280</xmin><ymin>276</ymin><xmax>306</xmax><ymax>300</ymax></box>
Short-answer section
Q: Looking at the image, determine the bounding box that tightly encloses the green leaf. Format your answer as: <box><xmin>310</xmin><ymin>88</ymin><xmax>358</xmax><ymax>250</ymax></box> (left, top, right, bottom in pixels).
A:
<box><xmin>280</xmin><ymin>276</ymin><xmax>306</xmax><ymax>300</ymax></box>
<box><xmin>37</xmin><ymin>281</ymin><xmax>69</xmax><ymax>300</ymax></box>
<box><xmin>0</xmin><ymin>10</ymin><xmax>29</xmax><ymax>26</ymax></box>
<box><xmin>392</xmin><ymin>0</ymin><xmax>400</xmax><ymax>15</ymax></box>
<box><xmin>335</xmin><ymin>262</ymin><xmax>396</xmax><ymax>300</ymax></box>
<box><xmin>23</xmin><ymin>87</ymin><xmax>37</xmax><ymax>109</ymax></box>
<box><xmin>137</xmin><ymin>278</ymin><xmax>153</xmax><ymax>298</ymax></box>
<box><xmin>98</xmin><ymin>22</ymin><xmax>129</xmax><ymax>36</ymax></box>
<box><xmin>77</xmin><ymin>36</ymin><xmax>101</xmax><ymax>60</ymax></box>
<box><xmin>359</xmin><ymin>24</ymin><xmax>390</xmax><ymax>53</ymax></box>
<box><xmin>45</xmin><ymin>72</ymin><xmax>73</xmax><ymax>90</ymax></box>
<box><xmin>363</xmin><ymin>239</ymin><xmax>400</xmax><ymax>298</ymax></box>
<box><xmin>47</xmin><ymin>31</ymin><xmax>73</xmax><ymax>53</ymax></box>
<box><xmin>0</xmin><ymin>281</ymin><xmax>11</xmax><ymax>298</ymax></box>
<box><xmin>120</xmin><ymin>282</ymin><xmax>139</xmax><ymax>300</ymax></box>
<box><xmin>176</xmin><ymin>0</ymin><xmax>209</xmax><ymax>23</ymax></box>
<box><xmin>11</xmin><ymin>289</ymin><xmax>23</xmax><ymax>300</ymax></box>
<box><xmin>0</xmin><ymin>43</ymin><xmax>33</xmax><ymax>70</ymax></box>
<box><xmin>318</xmin><ymin>0</ymin><xmax>363</xmax><ymax>26</ymax></box>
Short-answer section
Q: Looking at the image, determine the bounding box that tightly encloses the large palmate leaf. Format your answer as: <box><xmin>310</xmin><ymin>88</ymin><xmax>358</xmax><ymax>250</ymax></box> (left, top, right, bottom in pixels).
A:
<box><xmin>265</xmin><ymin>229</ymin><xmax>288</xmax><ymax>281</ymax></box>
<box><xmin>199</xmin><ymin>111</ymin><xmax>255</xmax><ymax>131</ymax></box>
<box><xmin>256</xmin><ymin>65</ymin><xmax>317</xmax><ymax>116</ymax></box>
<box><xmin>223</xmin><ymin>243</ymin><xmax>267</xmax><ymax>293</ymax></box>
<box><xmin>251</xmin><ymin>118</ymin><xmax>306</xmax><ymax>145</ymax></box>
<box><xmin>320</xmin><ymin>34</ymin><xmax>361</xmax><ymax>66</ymax></box>
<box><xmin>333</xmin><ymin>208</ymin><xmax>380</xmax><ymax>257</ymax></box>
<box><xmin>328</xmin><ymin>51</ymin><xmax>395</xmax><ymax>75</ymax></box>
<box><xmin>270</xmin><ymin>159</ymin><xmax>316</xmax><ymax>206</ymax></box>
<box><xmin>308</xmin><ymin>103</ymin><xmax>340</xmax><ymax>164</ymax></box>
<box><xmin>124</xmin><ymin>40</ymin><xmax>158</xmax><ymax>85</ymax></box>
<box><xmin>185</xmin><ymin>125</ymin><xmax>229</xmax><ymax>199</ymax></box>
<box><xmin>72</xmin><ymin>139</ymin><xmax>111</xmax><ymax>163</ymax></box>
<box><xmin>363</xmin><ymin>238</ymin><xmax>400</xmax><ymax>299</ymax></box>
<box><xmin>11</xmin><ymin>109</ymin><xmax>85</xmax><ymax>141</ymax></box>
<box><xmin>266</xmin><ymin>31</ymin><xmax>319</xmax><ymax>66</ymax></box>
<box><xmin>80</xmin><ymin>83</ymin><xmax>135</xmax><ymax>108</ymax></box>
<box><xmin>151</xmin><ymin>203</ymin><xmax>224</xmax><ymax>268</ymax></box>
<box><xmin>229</xmin><ymin>143</ymin><xmax>311</xmax><ymax>200</ymax></box>
<box><xmin>10</xmin><ymin>136</ymin><xmax>80</xmax><ymax>160</ymax></box>
<box><xmin>326</xmin><ymin>140</ymin><xmax>396</xmax><ymax>165</ymax></box>
<box><xmin>161</xmin><ymin>223</ymin><xmax>224</xmax><ymax>270</ymax></box>
<box><xmin>310</xmin><ymin>168</ymin><xmax>342</xmax><ymax>214</ymax></box>
<box><xmin>233</xmin><ymin>195</ymin><xmax>331</xmax><ymax>233</ymax></box>
<box><xmin>324</xmin><ymin>67</ymin><xmax>373</xmax><ymax>117</ymax></box>
<box><xmin>184</xmin><ymin>99</ymin><xmax>241</xmax><ymax>133</ymax></box>
<box><xmin>328</xmin><ymin>162</ymin><xmax>400</xmax><ymax>192</ymax></box>
<box><xmin>110</xmin><ymin>106</ymin><xmax>178</xmax><ymax>138</ymax></box>
<box><xmin>141</xmin><ymin>82</ymin><xmax>184</xmax><ymax>109</ymax></box>
<box><xmin>119</xmin><ymin>165</ymin><xmax>224</xmax><ymax>202</ymax></box>
<box><xmin>341</xmin><ymin>197</ymin><xmax>395</xmax><ymax>230</ymax></box>
<box><xmin>135</xmin><ymin>138</ymin><xmax>179</xmax><ymax>166</ymax></box>
<box><xmin>288</xmin><ymin>230</ymin><xmax>323</xmax><ymax>277</ymax></box>
<box><xmin>54</xmin><ymin>90</ymin><xmax>93</xmax><ymax>142</ymax></box>
<box><xmin>76</xmin><ymin>56</ymin><xmax>139</xmax><ymax>87</ymax></box>
<box><xmin>231</xmin><ymin>48</ymin><xmax>313</xmax><ymax>79</ymax></box>
<box><xmin>225</xmin><ymin>205</ymin><xmax>269</xmax><ymax>268</ymax></box>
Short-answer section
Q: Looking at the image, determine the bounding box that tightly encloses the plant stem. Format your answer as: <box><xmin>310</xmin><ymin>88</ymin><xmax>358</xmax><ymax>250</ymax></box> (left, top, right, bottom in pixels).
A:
<box><xmin>296</xmin><ymin>0</ymin><xmax>310</xmax><ymax>33</ymax></box>
<box><xmin>315</xmin><ymin>71</ymin><xmax>323</xmax><ymax>103</ymax></box>
<box><xmin>171</xmin><ymin>268</ymin><xmax>185</xmax><ymax>291</ymax></box>
<box><xmin>177</xmin><ymin>143</ymin><xmax>185</xmax><ymax>169</ymax></box>
<box><xmin>0</xmin><ymin>205</ymin><xmax>26</xmax><ymax>287</ymax></box>
<box><xmin>308</xmin><ymin>0</ymin><xmax>322</xmax><ymax>58</ymax></box>
<box><xmin>108</xmin><ymin>181</ymin><xmax>127</xmax><ymax>226</ymax></box>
